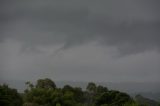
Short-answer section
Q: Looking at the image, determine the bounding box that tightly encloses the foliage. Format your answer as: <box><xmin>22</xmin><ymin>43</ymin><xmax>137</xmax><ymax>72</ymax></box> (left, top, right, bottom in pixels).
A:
<box><xmin>0</xmin><ymin>84</ymin><xmax>23</xmax><ymax>106</ymax></box>
<box><xmin>1</xmin><ymin>78</ymin><xmax>156</xmax><ymax>106</ymax></box>
<box><xmin>86</xmin><ymin>82</ymin><xmax>97</xmax><ymax>93</ymax></box>
<box><xmin>36</xmin><ymin>78</ymin><xmax>56</xmax><ymax>89</ymax></box>
<box><xmin>95</xmin><ymin>90</ymin><xmax>133</xmax><ymax>106</ymax></box>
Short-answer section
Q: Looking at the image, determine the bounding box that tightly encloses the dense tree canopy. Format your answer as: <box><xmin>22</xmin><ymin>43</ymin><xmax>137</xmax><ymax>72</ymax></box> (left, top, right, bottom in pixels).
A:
<box><xmin>86</xmin><ymin>82</ymin><xmax>97</xmax><ymax>93</ymax></box>
<box><xmin>36</xmin><ymin>78</ymin><xmax>56</xmax><ymax>89</ymax></box>
<box><xmin>0</xmin><ymin>84</ymin><xmax>22</xmax><ymax>106</ymax></box>
<box><xmin>23</xmin><ymin>79</ymin><xmax>135</xmax><ymax>106</ymax></box>
<box><xmin>1</xmin><ymin>78</ymin><xmax>157</xmax><ymax>106</ymax></box>
<box><xmin>96</xmin><ymin>90</ymin><xmax>133</xmax><ymax>106</ymax></box>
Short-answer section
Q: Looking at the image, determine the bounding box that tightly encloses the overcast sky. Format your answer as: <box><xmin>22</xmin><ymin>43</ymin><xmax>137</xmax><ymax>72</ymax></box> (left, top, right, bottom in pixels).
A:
<box><xmin>0</xmin><ymin>0</ymin><xmax>160</xmax><ymax>82</ymax></box>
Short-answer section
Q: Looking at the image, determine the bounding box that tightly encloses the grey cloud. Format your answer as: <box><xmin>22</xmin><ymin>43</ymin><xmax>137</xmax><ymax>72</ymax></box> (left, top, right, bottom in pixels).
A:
<box><xmin>1</xmin><ymin>40</ymin><xmax>160</xmax><ymax>82</ymax></box>
<box><xmin>0</xmin><ymin>0</ymin><xmax>160</xmax><ymax>55</ymax></box>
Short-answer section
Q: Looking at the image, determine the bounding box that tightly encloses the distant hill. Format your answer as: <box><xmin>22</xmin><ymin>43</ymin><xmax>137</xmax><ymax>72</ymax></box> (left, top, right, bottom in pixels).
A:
<box><xmin>132</xmin><ymin>92</ymin><xmax>160</xmax><ymax>102</ymax></box>
<box><xmin>135</xmin><ymin>95</ymin><xmax>160</xmax><ymax>106</ymax></box>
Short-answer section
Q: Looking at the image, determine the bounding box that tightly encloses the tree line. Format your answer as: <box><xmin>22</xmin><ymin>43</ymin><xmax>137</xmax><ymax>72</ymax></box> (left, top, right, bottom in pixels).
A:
<box><xmin>0</xmin><ymin>78</ymin><xmax>158</xmax><ymax>106</ymax></box>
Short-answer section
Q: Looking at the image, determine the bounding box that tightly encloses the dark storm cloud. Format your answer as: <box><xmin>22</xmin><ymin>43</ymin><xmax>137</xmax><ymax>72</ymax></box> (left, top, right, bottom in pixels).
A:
<box><xmin>0</xmin><ymin>0</ymin><xmax>160</xmax><ymax>55</ymax></box>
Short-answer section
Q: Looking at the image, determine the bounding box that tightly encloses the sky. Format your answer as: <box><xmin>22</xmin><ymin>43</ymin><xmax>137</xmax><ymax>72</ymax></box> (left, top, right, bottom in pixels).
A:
<box><xmin>0</xmin><ymin>0</ymin><xmax>160</xmax><ymax>82</ymax></box>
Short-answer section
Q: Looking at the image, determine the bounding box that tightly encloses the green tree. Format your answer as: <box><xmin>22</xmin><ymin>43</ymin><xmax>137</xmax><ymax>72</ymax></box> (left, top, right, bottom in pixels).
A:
<box><xmin>24</xmin><ymin>79</ymin><xmax>62</xmax><ymax>106</ymax></box>
<box><xmin>96</xmin><ymin>85</ymin><xmax>108</xmax><ymax>94</ymax></box>
<box><xmin>25</xmin><ymin>81</ymin><xmax>34</xmax><ymax>89</ymax></box>
<box><xmin>62</xmin><ymin>85</ymin><xmax>74</xmax><ymax>92</ymax></box>
<box><xmin>96</xmin><ymin>90</ymin><xmax>133</xmax><ymax>106</ymax></box>
<box><xmin>0</xmin><ymin>84</ymin><xmax>23</xmax><ymax>106</ymax></box>
<box><xmin>62</xmin><ymin>85</ymin><xmax>84</xmax><ymax>103</ymax></box>
<box><xmin>86</xmin><ymin>82</ymin><xmax>97</xmax><ymax>105</ymax></box>
<box><xmin>22</xmin><ymin>78</ymin><xmax>138</xmax><ymax>106</ymax></box>
<box><xmin>86</xmin><ymin>82</ymin><xmax>97</xmax><ymax>93</ymax></box>
<box><xmin>73</xmin><ymin>87</ymin><xmax>84</xmax><ymax>103</ymax></box>
<box><xmin>23</xmin><ymin>102</ymin><xmax>40</xmax><ymax>106</ymax></box>
<box><xmin>36</xmin><ymin>78</ymin><xmax>56</xmax><ymax>89</ymax></box>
